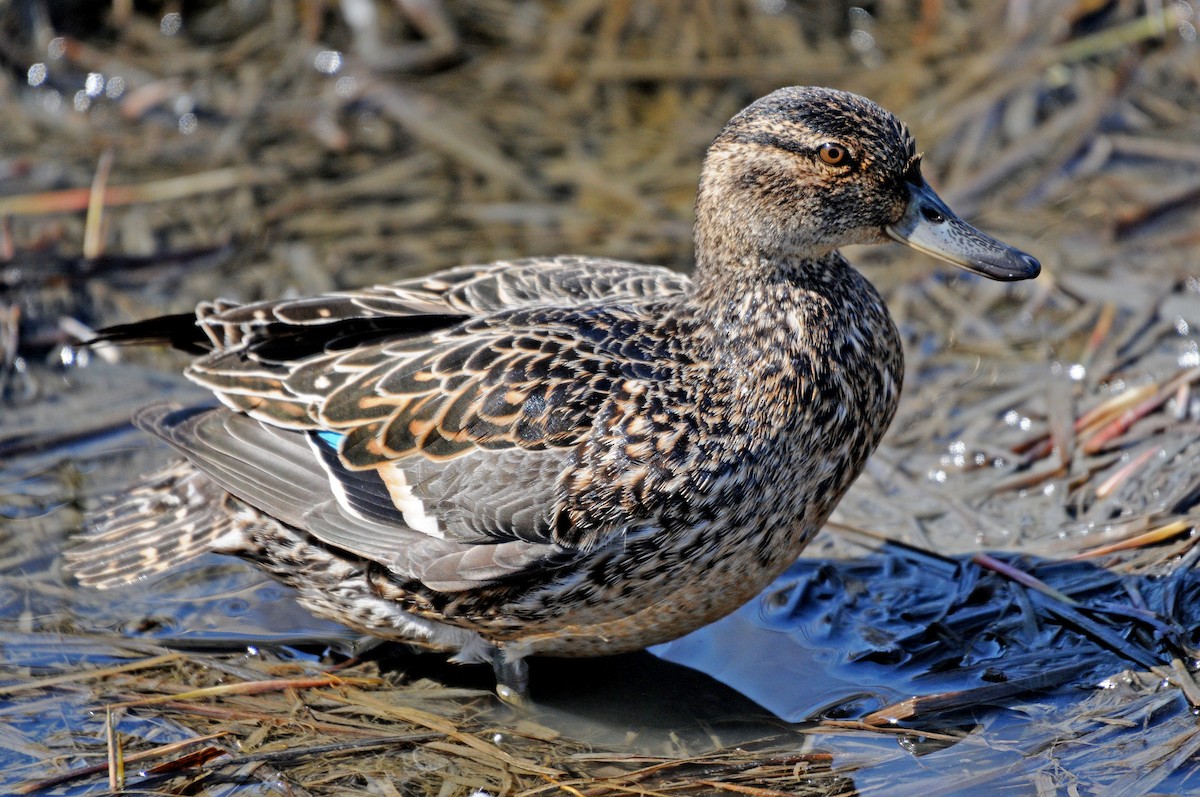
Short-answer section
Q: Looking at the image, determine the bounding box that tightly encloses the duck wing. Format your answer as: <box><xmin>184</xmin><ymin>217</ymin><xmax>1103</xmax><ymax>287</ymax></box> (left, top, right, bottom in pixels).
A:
<box><xmin>124</xmin><ymin>403</ymin><xmax>562</xmax><ymax>592</ymax></box>
<box><xmin>93</xmin><ymin>256</ymin><xmax>685</xmax><ymax>355</ymax></box>
<box><xmin>85</xmin><ymin>258</ymin><xmax>694</xmax><ymax>592</ymax></box>
<box><xmin>189</xmin><ymin>296</ymin><xmax>685</xmax><ymax>541</ymax></box>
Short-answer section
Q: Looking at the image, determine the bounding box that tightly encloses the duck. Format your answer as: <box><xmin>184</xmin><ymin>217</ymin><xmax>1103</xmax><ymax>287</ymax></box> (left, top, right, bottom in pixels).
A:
<box><xmin>68</xmin><ymin>87</ymin><xmax>1040</xmax><ymax>700</ymax></box>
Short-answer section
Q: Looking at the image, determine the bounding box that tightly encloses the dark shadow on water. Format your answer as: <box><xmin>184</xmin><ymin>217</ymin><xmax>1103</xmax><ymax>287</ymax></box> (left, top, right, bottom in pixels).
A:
<box><xmin>654</xmin><ymin>541</ymin><xmax>1200</xmax><ymax>724</ymax></box>
<box><xmin>373</xmin><ymin>645</ymin><xmax>785</xmax><ymax>750</ymax></box>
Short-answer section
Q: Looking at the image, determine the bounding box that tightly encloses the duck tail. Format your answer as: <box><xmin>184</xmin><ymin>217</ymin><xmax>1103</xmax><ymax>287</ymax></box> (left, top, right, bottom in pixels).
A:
<box><xmin>65</xmin><ymin>452</ymin><xmax>239</xmax><ymax>589</ymax></box>
<box><xmin>88</xmin><ymin>312</ymin><xmax>212</xmax><ymax>354</ymax></box>
<box><xmin>87</xmin><ymin>300</ymin><xmax>246</xmax><ymax>354</ymax></box>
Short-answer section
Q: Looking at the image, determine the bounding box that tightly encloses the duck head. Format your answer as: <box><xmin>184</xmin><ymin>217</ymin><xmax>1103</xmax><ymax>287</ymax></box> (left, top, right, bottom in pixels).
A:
<box><xmin>694</xmin><ymin>86</ymin><xmax>1040</xmax><ymax>281</ymax></box>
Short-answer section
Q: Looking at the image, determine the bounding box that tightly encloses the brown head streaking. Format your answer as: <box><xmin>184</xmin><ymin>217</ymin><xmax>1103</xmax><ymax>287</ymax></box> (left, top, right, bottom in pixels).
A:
<box><xmin>69</xmin><ymin>87</ymin><xmax>1039</xmax><ymax>701</ymax></box>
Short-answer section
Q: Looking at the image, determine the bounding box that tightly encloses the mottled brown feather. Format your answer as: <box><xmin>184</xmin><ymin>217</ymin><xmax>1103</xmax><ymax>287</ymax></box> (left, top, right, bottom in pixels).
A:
<box><xmin>71</xmin><ymin>87</ymin><xmax>1037</xmax><ymax>694</ymax></box>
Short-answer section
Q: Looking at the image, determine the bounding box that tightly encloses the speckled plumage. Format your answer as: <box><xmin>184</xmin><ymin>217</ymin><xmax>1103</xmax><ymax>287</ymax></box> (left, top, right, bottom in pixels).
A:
<box><xmin>69</xmin><ymin>87</ymin><xmax>1038</xmax><ymax>696</ymax></box>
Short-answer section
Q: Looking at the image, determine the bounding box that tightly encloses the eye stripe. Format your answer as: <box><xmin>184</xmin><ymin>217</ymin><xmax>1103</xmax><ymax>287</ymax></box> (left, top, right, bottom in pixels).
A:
<box><xmin>732</xmin><ymin>131</ymin><xmax>812</xmax><ymax>156</ymax></box>
<box><xmin>733</xmin><ymin>131</ymin><xmax>856</xmax><ymax>164</ymax></box>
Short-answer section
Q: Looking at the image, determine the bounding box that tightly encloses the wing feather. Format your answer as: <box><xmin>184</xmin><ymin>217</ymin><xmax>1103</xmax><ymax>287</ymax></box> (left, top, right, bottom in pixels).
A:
<box><xmin>132</xmin><ymin>403</ymin><xmax>572</xmax><ymax>589</ymax></box>
<box><xmin>105</xmin><ymin>259</ymin><xmax>695</xmax><ymax>569</ymax></box>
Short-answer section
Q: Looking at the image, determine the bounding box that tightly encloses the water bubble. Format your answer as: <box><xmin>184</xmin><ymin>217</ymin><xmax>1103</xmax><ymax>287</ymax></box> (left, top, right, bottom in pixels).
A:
<box><xmin>1004</xmin><ymin>410</ymin><xmax>1020</xmax><ymax>426</ymax></box>
<box><xmin>1177</xmin><ymin>317</ymin><xmax>1191</xmax><ymax>336</ymax></box>
<box><xmin>47</xmin><ymin>36</ymin><xmax>66</xmax><ymax>60</ymax></box>
<box><xmin>85</xmin><ymin>72</ymin><xmax>104</xmax><ymax>97</ymax></box>
<box><xmin>335</xmin><ymin>75</ymin><xmax>357</xmax><ymax>98</ymax></box>
<box><xmin>179</xmin><ymin>112</ymin><xmax>198</xmax><ymax>135</ymax></box>
<box><xmin>27</xmin><ymin>63</ymin><xmax>46</xmax><ymax>87</ymax></box>
<box><xmin>105</xmin><ymin>76</ymin><xmax>125</xmax><ymax>99</ymax></box>
<box><xmin>1180</xmin><ymin>341</ymin><xmax>1200</xmax><ymax>368</ymax></box>
<box><xmin>161</xmin><ymin>12</ymin><xmax>182</xmax><ymax>36</ymax></box>
<box><xmin>928</xmin><ymin>469</ymin><xmax>947</xmax><ymax>484</ymax></box>
<box><xmin>61</xmin><ymin>345</ymin><xmax>90</xmax><ymax>367</ymax></box>
<box><xmin>73</xmin><ymin>90</ymin><xmax>90</xmax><ymax>112</ymax></box>
<box><xmin>847</xmin><ymin>6</ymin><xmax>882</xmax><ymax>66</ymax></box>
<box><xmin>314</xmin><ymin>50</ymin><xmax>343</xmax><ymax>74</ymax></box>
<box><xmin>1068</xmin><ymin>363</ymin><xmax>1086</xmax><ymax>381</ymax></box>
<box><xmin>341</xmin><ymin>0</ymin><xmax>374</xmax><ymax>27</ymax></box>
<box><xmin>849</xmin><ymin>29</ymin><xmax>875</xmax><ymax>53</ymax></box>
<box><xmin>41</xmin><ymin>89</ymin><xmax>62</xmax><ymax>113</ymax></box>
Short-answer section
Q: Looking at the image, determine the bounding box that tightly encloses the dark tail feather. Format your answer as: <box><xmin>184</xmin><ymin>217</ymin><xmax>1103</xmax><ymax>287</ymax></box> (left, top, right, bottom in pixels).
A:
<box><xmin>89</xmin><ymin>312</ymin><xmax>210</xmax><ymax>354</ymax></box>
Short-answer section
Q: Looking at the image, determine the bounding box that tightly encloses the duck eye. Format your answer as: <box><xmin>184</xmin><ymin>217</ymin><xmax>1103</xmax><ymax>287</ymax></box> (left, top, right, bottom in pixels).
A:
<box><xmin>818</xmin><ymin>142</ymin><xmax>849</xmax><ymax>166</ymax></box>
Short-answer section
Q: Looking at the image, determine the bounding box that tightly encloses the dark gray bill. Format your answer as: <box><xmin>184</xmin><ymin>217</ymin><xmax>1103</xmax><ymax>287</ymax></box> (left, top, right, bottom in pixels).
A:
<box><xmin>885</xmin><ymin>179</ymin><xmax>1041</xmax><ymax>281</ymax></box>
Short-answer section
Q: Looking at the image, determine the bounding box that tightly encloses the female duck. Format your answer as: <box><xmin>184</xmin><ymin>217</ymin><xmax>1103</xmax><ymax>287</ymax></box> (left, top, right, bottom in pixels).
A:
<box><xmin>71</xmin><ymin>87</ymin><xmax>1039</xmax><ymax>698</ymax></box>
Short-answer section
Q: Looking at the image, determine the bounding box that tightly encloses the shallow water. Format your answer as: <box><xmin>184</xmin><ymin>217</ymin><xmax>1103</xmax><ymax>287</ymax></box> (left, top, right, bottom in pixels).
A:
<box><xmin>5</xmin><ymin>361</ymin><xmax>1200</xmax><ymax>795</ymax></box>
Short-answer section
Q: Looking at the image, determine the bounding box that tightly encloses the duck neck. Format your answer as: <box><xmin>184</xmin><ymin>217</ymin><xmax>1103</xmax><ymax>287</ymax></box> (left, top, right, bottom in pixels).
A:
<box><xmin>689</xmin><ymin>249</ymin><xmax>858</xmax><ymax>341</ymax></box>
<box><xmin>688</xmin><ymin>145</ymin><xmax>841</xmax><ymax>305</ymax></box>
<box><xmin>684</xmin><ymin>249</ymin><xmax>903</xmax><ymax>467</ymax></box>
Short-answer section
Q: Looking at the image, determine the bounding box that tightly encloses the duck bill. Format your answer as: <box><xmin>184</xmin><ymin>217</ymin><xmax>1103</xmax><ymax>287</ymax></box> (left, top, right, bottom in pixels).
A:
<box><xmin>885</xmin><ymin>179</ymin><xmax>1041</xmax><ymax>281</ymax></box>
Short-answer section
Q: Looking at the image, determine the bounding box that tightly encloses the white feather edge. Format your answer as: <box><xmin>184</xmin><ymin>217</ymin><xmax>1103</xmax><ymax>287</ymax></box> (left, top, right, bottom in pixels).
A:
<box><xmin>304</xmin><ymin>435</ymin><xmax>444</xmax><ymax>539</ymax></box>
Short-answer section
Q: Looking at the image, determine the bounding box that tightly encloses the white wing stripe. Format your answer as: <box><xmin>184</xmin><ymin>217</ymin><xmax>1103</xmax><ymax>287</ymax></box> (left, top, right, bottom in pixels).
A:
<box><xmin>379</xmin><ymin>463</ymin><xmax>444</xmax><ymax>538</ymax></box>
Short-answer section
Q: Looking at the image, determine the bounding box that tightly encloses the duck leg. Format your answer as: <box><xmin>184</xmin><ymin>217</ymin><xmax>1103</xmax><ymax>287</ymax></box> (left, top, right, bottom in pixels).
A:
<box><xmin>491</xmin><ymin>648</ymin><xmax>530</xmax><ymax>706</ymax></box>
